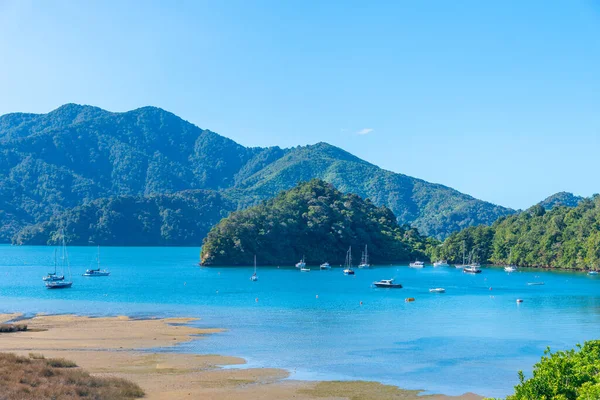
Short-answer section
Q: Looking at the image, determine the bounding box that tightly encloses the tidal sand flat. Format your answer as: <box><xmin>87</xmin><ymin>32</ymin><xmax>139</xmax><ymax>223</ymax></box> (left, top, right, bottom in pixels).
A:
<box><xmin>0</xmin><ymin>314</ymin><xmax>480</xmax><ymax>400</ymax></box>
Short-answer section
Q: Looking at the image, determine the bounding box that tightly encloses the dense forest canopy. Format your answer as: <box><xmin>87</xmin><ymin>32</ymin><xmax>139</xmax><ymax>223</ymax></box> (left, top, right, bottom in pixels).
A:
<box><xmin>430</xmin><ymin>196</ymin><xmax>600</xmax><ymax>270</ymax></box>
<box><xmin>201</xmin><ymin>179</ymin><xmax>437</xmax><ymax>266</ymax></box>
<box><xmin>0</xmin><ymin>104</ymin><xmax>514</xmax><ymax>244</ymax></box>
<box><xmin>13</xmin><ymin>191</ymin><xmax>235</xmax><ymax>246</ymax></box>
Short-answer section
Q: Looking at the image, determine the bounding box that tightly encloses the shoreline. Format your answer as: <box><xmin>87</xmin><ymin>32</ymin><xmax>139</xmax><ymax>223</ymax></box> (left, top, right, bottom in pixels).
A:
<box><xmin>0</xmin><ymin>313</ymin><xmax>482</xmax><ymax>400</ymax></box>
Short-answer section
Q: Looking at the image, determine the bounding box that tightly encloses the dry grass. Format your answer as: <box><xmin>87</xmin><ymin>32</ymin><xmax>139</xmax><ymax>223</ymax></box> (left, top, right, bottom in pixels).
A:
<box><xmin>0</xmin><ymin>352</ymin><xmax>144</xmax><ymax>400</ymax></box>
<box><xmin>0</xmin><ymin>324</ymin><xmax>27</xmax><ymax>333</ymax></box>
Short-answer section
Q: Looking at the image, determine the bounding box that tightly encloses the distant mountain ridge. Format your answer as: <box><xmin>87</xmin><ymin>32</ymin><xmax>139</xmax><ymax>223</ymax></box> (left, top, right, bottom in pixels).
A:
<box><xmin>0</xmin><ymin>104</ymin><xmax>515</xmax><ymax>244</ymax></box>
<box><xmin>538</xmin><ymin>192</ymin><xmax>584</xmax><ymax>210</ymax></box>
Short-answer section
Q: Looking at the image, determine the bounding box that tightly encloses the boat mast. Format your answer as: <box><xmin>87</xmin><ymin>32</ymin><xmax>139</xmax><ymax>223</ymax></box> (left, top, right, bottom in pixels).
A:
<box><xmin>97</xmin><ymin>245</ymin><xmax>100</xmax><ymax>270</ymax></box>
<box><xmin>254</xmin><ymin>255</ymin><xmax>257</xmax><ymax>274</ymax></box>
<box><xmin>365</xmin><ymin>244</ymin><xmax>368</xmax><ymax>265</ymax></box>
<box><xmin>61</xmin><ymin>229</ymin><xmax>72</xmax><ymax>281</ymax></box>
<box><xmin>348</xmin><ymin>246</ymin><xmax>352</xmax><ymax>269</ymax></box>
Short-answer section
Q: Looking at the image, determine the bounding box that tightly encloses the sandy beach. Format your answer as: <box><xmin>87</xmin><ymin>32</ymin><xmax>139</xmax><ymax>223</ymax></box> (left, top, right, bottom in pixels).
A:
<box><xmin>0</xmin><ymin>313</ymin><xmax>482</xmax><ymax>400</ymax></box>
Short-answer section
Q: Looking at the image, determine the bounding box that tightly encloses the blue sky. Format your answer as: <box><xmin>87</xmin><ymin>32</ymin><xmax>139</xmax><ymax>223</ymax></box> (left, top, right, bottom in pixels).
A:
<box><xmin>1</xmin><ymin>0</ymin><xmax>599</xmax><ymax>209</ymax></box>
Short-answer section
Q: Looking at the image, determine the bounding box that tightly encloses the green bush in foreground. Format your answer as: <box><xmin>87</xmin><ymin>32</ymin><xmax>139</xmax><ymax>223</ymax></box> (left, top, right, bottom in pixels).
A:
<box><xmin>495</xmin><ymin>340</ymin><xmax>600</xmax><ymax>400</ymax></box>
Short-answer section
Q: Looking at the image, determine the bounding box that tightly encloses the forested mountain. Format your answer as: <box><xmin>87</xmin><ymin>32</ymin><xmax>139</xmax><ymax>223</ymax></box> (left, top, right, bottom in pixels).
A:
<box><xmin>0</xmin><ymin>104</ymin><xmax>514</xmax><ymax>244</ymax></box>
<box><xmin>539</xmin><ymin>192</ymin><xmax>584</xmax><ymax>210</ymax></box>
<box><xmin>430</xmin><ymin>196</ymin><xmax>600</xmax><ymax>270</ymax></box>
<box><xmin>201</xmin><ymin>179</ymin><xmax>436</xmax><ymax>265</ymax></box>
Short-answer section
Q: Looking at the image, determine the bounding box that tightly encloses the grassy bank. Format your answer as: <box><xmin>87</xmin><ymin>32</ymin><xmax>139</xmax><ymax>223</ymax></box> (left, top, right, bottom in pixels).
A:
<box><xmin>0</xmin><ymin>352</ymin><xmax>144</xmax><ymax>400</ymax></box>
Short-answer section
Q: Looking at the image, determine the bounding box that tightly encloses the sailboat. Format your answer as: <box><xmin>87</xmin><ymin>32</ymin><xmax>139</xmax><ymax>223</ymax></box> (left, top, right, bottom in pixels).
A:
<box><xmin>463</xmin><ymin>249</ymin><xmax>482</xmax><ymax>273</ymax></box>
<box><xmin>43</xmin><ymin>249</ymin><xmax>65</xmax><ymax>282</ymax></box>
<box><xmin>504</xmin><ymin>250</ymin><xmax>517</xmax><ymax>273</ymax></box>
<box><xmin>45</xmin><ymin>230</ymin><xmax>73</xmax><ymax>289</ymax></box>
<box><xmin>455</xmin><ymin>241</ymin><xmax>467</xmax><ymax>268</ymax></box>
<box><xmin>295</xmin><ymin>256</ymin><xmax>306</xmax><ymax>268</ymax></box>
<box><xmin>250</xmin><ymin>255</ymin><xmax>258</xmax><ymax>281</ymax></box>
<box><xmin>358</xmin><ymin>245</ymin><xmax>370</xmax><ymax>268</ymax></box>
<box><xmin>83</xmin><ymin>246</ymin><xmax>110</xmax><ymax>276</ymax></box>
<box><xmin>343</xmin><ymin>246</ymin><xmax>355</xmax><ymax>275</ymax></box>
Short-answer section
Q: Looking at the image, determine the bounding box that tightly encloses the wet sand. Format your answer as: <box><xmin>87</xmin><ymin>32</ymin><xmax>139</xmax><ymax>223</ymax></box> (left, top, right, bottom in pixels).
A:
<box><xmin>0</xmin><ymin>314</ymin><xmax>482</xmax><ymax>400</ymax></box>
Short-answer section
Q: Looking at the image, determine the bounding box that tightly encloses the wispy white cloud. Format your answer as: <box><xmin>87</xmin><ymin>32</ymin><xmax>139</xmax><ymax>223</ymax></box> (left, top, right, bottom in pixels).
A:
<box><xmin>356</xmin><ymin>128</ymin><xmax>374</xmax><ymax>136</ymax></box>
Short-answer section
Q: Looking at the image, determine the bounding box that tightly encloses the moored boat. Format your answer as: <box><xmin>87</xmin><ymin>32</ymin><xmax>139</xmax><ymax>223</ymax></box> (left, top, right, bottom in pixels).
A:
<box><xmin>320</xmin><ymin>262</ymin><xmax>331</xmax><ymax>270</ymax></box>
<box><xmin>45</xmin><ymin>230</ymin><xmax>73</xmax><ymax>290</ymax></box>
<box><xmin>504</xmin><ymin>266</ymin><xmax>517</xmax><ymax>273</ymax></box>
<box><xmin>463</xmin><ymin>264</ymin><xmax>482</xmax><ymax>274</ymax></box>
<box><xmin>295</xmin><ymin>256</ymin><xmax>306</xmax><ymax>269</ymax></box>
<box><xmin>373</xmin><ymin>279</ymin><xmax>402</xmax><ymax>288</ymax></box>
<box><xmin>251</xmin><ymin>255</ymin><xmax>258</xmax><ymax>281</ymax></box>
<box><xmin>429</xmin><ymin>288</ymin><xmax>445</xmax><ymax>293</ymax></box>
<box><xmin>409</xmin><ymin>260</ymin><xmax>425</xmax><ymax>268</ymax></box>
<box><xmin>82</xmin><ymin>246</ymin><xmax>110</xmax><ymax>277</ymax></box>
<box><xmin>433</xmin><ymin>260</ymin><xmax>449</xmax><ymax>267</ymax></box>
<box><xmin>588</xmin><ymin>270</ymin><xmax>599</xmax><ymax>275</ymax></box>
<box><xmin>358</xmin><ymin>245</ymin><xmax>370</xmax><ymax>268</ymax></box>
<box><xmin>300</xmin><ymin>266</ymin><xmax>310</xmax><ymax>272</ymax></box>
<box><xmin>343</xmin><ymin>246</ymin><xmax>355</xmax><ymax>275</ymax></box>
<box><xmin>43</xmin><ymin>250</ymin><xmax>64</xmax><ymax>282</ymax></box>
<box><xmin>527</xmin><ymin>282</ymin><xmax>545</xmax><ymax>286</ymax></box>
<box><xmin>46</xmin><ymin>281</ymin><xmax>73</xmax><ymax>289</ymax></box>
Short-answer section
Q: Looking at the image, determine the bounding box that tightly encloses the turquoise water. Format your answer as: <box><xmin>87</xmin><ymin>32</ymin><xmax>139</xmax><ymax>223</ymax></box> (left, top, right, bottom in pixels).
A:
<box><xmin>1</xmin><ymin>245</ymin><xmax>600</xmax><ymax>397</ymax></box>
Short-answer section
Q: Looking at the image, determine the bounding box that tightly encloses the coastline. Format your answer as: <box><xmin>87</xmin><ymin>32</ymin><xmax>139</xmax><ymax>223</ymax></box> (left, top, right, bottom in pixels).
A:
<box><xmin>0</xmin><ymin>313</ymin><xmax>482</xmax><ymax>400</ymax></box>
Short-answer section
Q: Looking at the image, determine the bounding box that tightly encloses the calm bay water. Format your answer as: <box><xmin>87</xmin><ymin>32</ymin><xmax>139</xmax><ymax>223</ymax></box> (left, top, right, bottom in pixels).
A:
<box><xmin>1</xmin><ymin>245</ymin><xmax>599</xmax><ymax>397</ymax></box>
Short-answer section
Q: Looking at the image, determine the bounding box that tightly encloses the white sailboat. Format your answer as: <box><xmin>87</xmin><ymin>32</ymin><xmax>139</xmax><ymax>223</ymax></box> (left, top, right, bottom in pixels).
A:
<box><xmin>250</xmin><ymin>255</ymin><xmax>258</xmax><ymax>281</ymax></box>
<box><xmin>504</xmin><ymin>250</ymin><xmax>517</xmax><ymax>272</ymax></box>
<box><xmin>43</xmin><ymin>249</ymin><xmax>64</xmax><ymax>282</ymax></box>
<box><xmin>46</xmin><ymin>230</ymin><xmax>73</xmax><ymax>289</ymax></box>
<box><xmin>358</xmin><ymin>245</ymin><xmax>370</xmax><ymax>268</ymax></box>
<box><xmin>319</xmin><ymin>262</ymin><xmax>331</xmax><ymax>270</ymax></box>
<box><xmin>83</xmin><ymin>246</ymin><xmax>110</xmax><ymax>277</ymax></box>
<box><xmin>295</xmin><ymin>256</ymin><xmax>306</xmax><ymax>269</ymax></box>
<box><xmin>343</xmin><ymin>246</ymin><xmax>355</xmax><ymax>275</ymax></box>
<box><xmin>455</xmin><ymin>241</ymin><xmax>467</xmax><ymax>268</ymax></box>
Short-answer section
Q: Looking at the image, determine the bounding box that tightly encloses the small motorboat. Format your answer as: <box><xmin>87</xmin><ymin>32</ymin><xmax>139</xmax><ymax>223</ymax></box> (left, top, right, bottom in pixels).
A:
<box><xmin>429</xmin><ymin>288</ymin><xmax>445</xmax><ymax>293</ymax></box>
<box><xmin>504</xmin><ymin>266</ymin><xmax>517</xmax><ymax>273</ymax></box>
<box><xmin>588</xmin><ymin>271</ymin><xmax>599</xmax><ymax>275</ymax></box>
<box><xmin>320</xmin><ymin>262</ymin><xmax>331</xmax><ymax>270</ymax></box>
<box><xmin>463</xmin><ymin>265</ymin><xmax>482</xmax><ymax>274</ymax></box>
<box><xmin>516</xmin><ymin>299</ymin><xmax>524</xmax><ymax>303</ymax></box>
<box><xmin>83</xmin><ymin>268</ymin><xmax>110</xmax><ymax>277</ymax></box>
<box><xmin>46</xmin><ymin>281</ymin><xmax>73</xmax><ymax>289</ymax></box>
<box><xmin>527</xmin><ymin>282</ymin><xmax>545</xmax><ymax>286</ymax></box>
<box><xmin>405</xmin><ymin>297</ymin><xmax>415</xmax><ymax>302</ymax></box>
<box><xmin>409</xmin><ymin>260</ymin><xmax>425</xmax><ymax>268</ymax></box>
<box><xmin>433</xmin><ymin>260</ymin><xmax>449</xmax><ymax>267</ymax></box>
<box><xmin>373</xmin><ymin>279</ymin><xmax>402</xmax><ymax>288</ymax></box>
<box><xmin>300</xmin><ymin>266</ymin><xmax>310</xmax><ymax>272</ymax></box>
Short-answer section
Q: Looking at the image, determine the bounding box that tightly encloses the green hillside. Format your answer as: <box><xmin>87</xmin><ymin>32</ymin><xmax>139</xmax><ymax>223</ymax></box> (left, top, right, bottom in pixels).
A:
<box><xmin>201</xmin><ymin>179</ymin><xmax>436</xmax><ymax>266</ymax></box>
<box><xmin>430</xmin><ymin>196</ymin><xmax>600</xmax><ymax>270</ymax></box>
